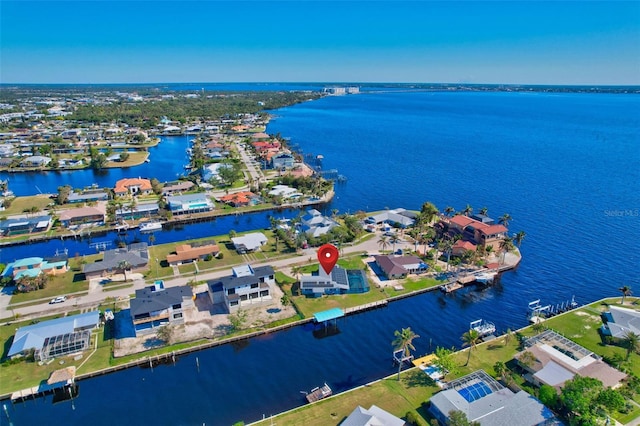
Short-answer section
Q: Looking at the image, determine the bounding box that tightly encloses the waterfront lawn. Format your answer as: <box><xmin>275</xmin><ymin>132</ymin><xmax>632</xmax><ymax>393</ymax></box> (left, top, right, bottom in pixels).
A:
<box><xmin>291</xmin><ymin>289</ymin><xmax>388</xmax><ymax>319</ymax></box>
<box><xmin>1</xmin><ymin>194</ymin><xmax>53</xmax><ymax>216</ymax></box>
<box><xmin>105</xmin><ymin>151</ymin><xmax>147</xmax><ymax>168</ymax></box>
<box><xmin>9</xmin><ymin>257</ymin><xmax>91</xmax><ymax>305</ymax></box>
<box><xmin>253</xmin><ymin>370</ymin><xmax>439</xmax><ymax>426</ymax></box>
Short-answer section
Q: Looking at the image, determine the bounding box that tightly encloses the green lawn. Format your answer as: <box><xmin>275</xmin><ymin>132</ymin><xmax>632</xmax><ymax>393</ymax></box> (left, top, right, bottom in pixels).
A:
<box><xmin>8</xmin><ymin>257</ymin><xmax>92</xmax><ymax>305</ymax></box>
<box><xmin>1</xmin><ymin>194</ymin><xmax>53</xmax><ymax>216</ymax></box>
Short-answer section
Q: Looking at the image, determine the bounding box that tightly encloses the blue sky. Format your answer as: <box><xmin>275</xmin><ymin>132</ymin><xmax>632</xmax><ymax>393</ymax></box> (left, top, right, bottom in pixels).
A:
<box><xmin>1</xmin><ymin>1</ymin><xmax>639</xmax><ymax>84</ymax></box>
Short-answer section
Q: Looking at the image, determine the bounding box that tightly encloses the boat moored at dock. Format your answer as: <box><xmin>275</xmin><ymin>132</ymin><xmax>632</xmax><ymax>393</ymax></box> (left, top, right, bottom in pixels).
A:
<box><xmin>304</xmin><ymin>383</ymin><xmax>332</xmax><ymax>403</ymax></box>
<box><xmin>139</xmin><ymin>221</ymin><xmax>163</xmax><ymax>232</ymax></box>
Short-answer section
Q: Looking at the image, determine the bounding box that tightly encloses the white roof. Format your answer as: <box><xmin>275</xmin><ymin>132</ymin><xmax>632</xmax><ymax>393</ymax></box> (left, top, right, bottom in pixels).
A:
<box><xmin>533</xmin><ymin>360</ymin><xmax>575</xmax><ymax>386</ymax></box>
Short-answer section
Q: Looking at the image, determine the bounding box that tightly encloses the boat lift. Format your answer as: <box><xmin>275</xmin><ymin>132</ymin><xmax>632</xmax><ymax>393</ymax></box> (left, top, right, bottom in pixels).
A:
<box><xmin>470</xmin><ymin>319</ymin><xmax>496</xmax><ymax>337</ymax></box>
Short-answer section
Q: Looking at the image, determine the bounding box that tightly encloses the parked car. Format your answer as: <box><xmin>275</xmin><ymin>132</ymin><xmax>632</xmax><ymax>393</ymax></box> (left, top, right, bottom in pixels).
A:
<box><xmin>49</xmin><ymin>296</ymin><xmax>67</xmax><ymax>304</ymax></box>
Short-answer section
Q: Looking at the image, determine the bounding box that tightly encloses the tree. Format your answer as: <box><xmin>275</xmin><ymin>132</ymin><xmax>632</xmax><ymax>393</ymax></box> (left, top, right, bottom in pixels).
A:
<box><xmin>499</xmin><ymin>237</ymin><xmax>515</xmax><ymax>265</ymax></box>
<box><xmin>119</xmin><ymin>152</ymin><xmax>130</xmax><ymax>162</ymax></box>
<box><xmin>538</xmin><ymin>384</ymin><xmax>559</xmax><ymax>410</ymax></box>
<box><xmin>156</xmin><ymin>324</ymin><xmax>174</xmax><ymax>344</ymax></box>
<box><xmin>434</xmin><ymin>346</ymin><xmax>459</xmax><ymax>379</ymax></box>
<box><xmin>493</xmin><ymin>361</ymin><xmax>507</xmax><ymax>381</ymax></box>
<box><xmin>444</xmin><ymin>206</ymin><xmax>455</xmax><ymax>217</ymax></box>
<box><xmin>462</xmin><ymin>204</ymin><xmax>473</xmax><ymax>216</ymax></box>
<box><xmin>503</xmin><ymin>328</ymin><xmax>513</xmax><ymax>346</ymax></box>
<box><xmin>498</xmin><ymin>213</ymin><xmax>512</xmax><ymax>228</ymax></box>
<box><xmin>623</xmin><ymin>331</ymin><xmax>640</xmax><ymax>361</ymax></box>
<box><xmin>418</xmin><ymin>201</ymin><xmax>439</xmax><ymax>228</ymax></box>
<box><xmin>377</xmin><ymin>235</ymin><xmax>389</xmax><ymax>253</ymax></box>
<box><xmin>518</xmin><ymin>350</ymin><xmax>537</xmax><ymax>369</ymax></box>
<box><xmin>479</xmin><ymin>207</ymin><xmax>488</xmax><ymax>216</ymax></box>
<box><xmin>447</xmin><ymin>410</ymin><xmax>480</xmax><ymax>426</ymax></box>
<box><xmin>228</xmin><ymin>309</ymin><xmax>248</xmax><ymax>332</ymax></box>
<box><xmin>513</xmin><ymin>230</ymin><xmax>526</xmax><ymax>247</ymax></box>
<box><xmin>389</xmin><ymin>234</ymin><xmax>400</xmax><ymax>253</ymax></box>
<box><xmin>619</xmin><ymin>285</ymin><xmax>632</xmax><ymax>304</ymax></box>
<box><xmin>117</xmin><ymin>260</ymin><xmax>131</xmax><ymax>281</ymax></box>
<box><xmin>461</xmin><ymin>329</ymin><xmax>480</xmax><ymax>366</ymax></box>
<box><xmin>280</xmin><ymin>293</ymin><xmax>290</xmax><ymax>307</ymax></box>
<box><xmin>392</xmin><ymin>327</ymin><xmax>419</xmax><ymax>380</ymax></box>
<box><xmin>56</xmin><ymin>185</ymin><xmax>72</xmax><ymax>205</ymax></box>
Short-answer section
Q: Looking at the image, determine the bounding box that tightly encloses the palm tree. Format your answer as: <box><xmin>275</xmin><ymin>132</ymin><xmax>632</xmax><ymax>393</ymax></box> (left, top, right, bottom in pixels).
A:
<box><xmin>462</xmin><ymin>204</ymin><xmax>473</xmax><ymax>217</ymax></box>
<box><xmin>392</xmin><ymin>327</ymin><xmax>420</xmax><ymax>380</ymax></box>
<box><xmin>623</xmin><ymin>331</ymin><xmax>639</xmax><ymax>361</ymax></box>
<box><xmin>438</xmin><ymin>238</ymin><xmax>453</xmax><ymax>270</ymax></box>
<box><xmin>377</xmin><ymin>235</ymin><xmax>389</xmax><ymax>253</ymax></box>
<box><xmin>498</xmin><ymin>213</ymin><xmax>512</xmax><ymax>228</ymax></box>
<box><xmin>513</xmin><ymin>230</ymin><xmax>526</xmax><ymax>247</ymax></box>
<box><xmin>499</xmin><ymin>237</ymin><xmax>515</xmax><ymax>265</ymax></box>
<box><xmin>418</xmin><ymin>201</ymin><xmax>439</xmax><ymax>227</ymax></box>
<box><xmin>444</xmin><ymin>206</ymin><xmax>455</xmax><ymax>217</ymax></box>
<box><xmin>117</xmin><ymin>260</ymin><xmax>131</xmax><ymax>282</ymax></box>
<box><xmin>503</xmin><ymin>328</ymin><xmax>513</xmax><ymax>346</ymax></box>
<box><xmin>389</xmin><ymin>235</ymin><xmax>400</xmax><ymax>253</ymax></box>
<box><xmin>619</xmin><ymin>285</ymin><xmax>632</xmax><ymax>304</ymax></box>
<box><xmin>479</xmin><ymin>207</ymin><xmax>488</xmax><ymax>216</ymax></box>
<box><xmin>461</xmin><ymin>329</ymin><xmax>481</xmax><ymax>366</ymax></box>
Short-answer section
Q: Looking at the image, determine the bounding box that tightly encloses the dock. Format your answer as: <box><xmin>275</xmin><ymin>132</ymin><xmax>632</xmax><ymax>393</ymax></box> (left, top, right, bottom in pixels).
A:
<box><xmin>11</xmin><ymin>366</ymin><xmax>76</xmax><ymax>402</ymax></box>
<box><xmin>305</xmin><ymin>383</ymin><xmax>332</xmax><ymax>403</ymax></box>
<box><xmin>470</xmin><ymin>319</ymin><xmax>496</xmax><ymax>337</ymax></box>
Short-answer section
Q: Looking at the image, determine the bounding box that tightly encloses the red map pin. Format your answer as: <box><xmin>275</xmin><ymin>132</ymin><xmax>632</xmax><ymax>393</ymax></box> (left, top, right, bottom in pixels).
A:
<box><xmin>317</xmin><ymin>243</ymin><xmax>339</xmax><ymax>275</ymax></box>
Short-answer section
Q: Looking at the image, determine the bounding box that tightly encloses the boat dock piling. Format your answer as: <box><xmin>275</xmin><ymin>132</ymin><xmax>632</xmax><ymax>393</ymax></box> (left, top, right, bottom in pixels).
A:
<box><xmin>528</xmin><ymin>296</ymin><xmax>579</xmax><ymax>322</ymax></box>
<box><xmin>305</xmin><ymin>383</ymin><xmax>332</xmax><ymax>403</ymax></box>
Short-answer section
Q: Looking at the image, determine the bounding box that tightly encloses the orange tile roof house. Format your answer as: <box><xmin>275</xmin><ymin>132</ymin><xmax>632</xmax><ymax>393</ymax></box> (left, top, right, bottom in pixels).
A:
<box><xmin>166</xmin><ymin>240</ymin><xmax>220</xmax><ymax>266</ymax></box>
<box><xmin>447</xmin><ymin>215</ymin><xmax>508</xmax><ymax>251</ymax></box>
<box><xmin>114</xmin><ymin>178</ymin><xmax>153</xmax><ymax>197</ymax></box>
<box><xmin>218</xmin><ymin>191</ymin><xmax>261</xmax><ymax>207</ymax></box>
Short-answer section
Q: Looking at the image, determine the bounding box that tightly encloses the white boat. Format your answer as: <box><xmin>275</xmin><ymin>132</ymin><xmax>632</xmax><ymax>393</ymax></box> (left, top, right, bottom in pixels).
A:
<box><xmin>475</xmin><ymin>271</ymin><xmax>497</xmax><ymax>284</ymax></box>
<box><xmin>139</xmin><ymin>221</ymin><xmax>163</xmax><ymax>232</ymax></box>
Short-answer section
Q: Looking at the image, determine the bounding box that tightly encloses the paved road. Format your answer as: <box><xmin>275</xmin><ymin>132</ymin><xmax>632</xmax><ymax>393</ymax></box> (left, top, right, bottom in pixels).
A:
<box><xmin>0</xmin><ymin>231</ymin><xmax>392</xmax><ymax>322</ymax></box>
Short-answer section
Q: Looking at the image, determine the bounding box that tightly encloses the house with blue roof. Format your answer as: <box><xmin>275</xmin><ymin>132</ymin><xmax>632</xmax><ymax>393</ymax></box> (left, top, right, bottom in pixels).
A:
<box><xmin>8</xmin><ymin>311</ymin><xmax>100</xmax><ymax>361</ymax></box>
<box><xmin>2</xmin><ymin>256</ymin><xmax>68</xmax><ymax>281</ymax></box>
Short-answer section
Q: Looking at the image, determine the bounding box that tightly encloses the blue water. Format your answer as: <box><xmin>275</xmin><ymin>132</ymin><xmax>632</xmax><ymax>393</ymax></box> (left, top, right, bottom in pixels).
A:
<box><xmin>0</xmin><ymin>135</ymin><xmax>191</xmax><ymax>196</ymax></box>
<box><xmin>3</xmin><ymin>91</ymin><xmax>640</xmax><ymax>425</ymax></box>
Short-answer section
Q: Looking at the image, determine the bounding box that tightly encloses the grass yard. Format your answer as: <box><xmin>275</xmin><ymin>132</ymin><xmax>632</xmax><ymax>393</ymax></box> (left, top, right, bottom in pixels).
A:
<box><xmin>1</xmin><ymin>194</ymin><xmax>53</xmax><ymax>216</ymax></box>
<box><xmin>8</xmin><ymin>256</ymin><xmax>94</xmax><ymax>305</ymax></box>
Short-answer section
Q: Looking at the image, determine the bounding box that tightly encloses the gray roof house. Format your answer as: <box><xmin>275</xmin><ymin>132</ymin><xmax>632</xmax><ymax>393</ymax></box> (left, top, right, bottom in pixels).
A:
<box><xmin>129</xmin><ymin>282</ymin><xmax>193</xmax><ymax>335</ymax></box>
<box><xmin>8</xmin><ymin>311</ymin><xmax>99</xmax><ymax>361</ymax></box>
<box><xmin>208</xmin><ymin>265</ymin><xmax>274</xmax><ymax>312</ymax></box>
<box><xmin>300</xmin><ymin>266</ymin><xmax>351</xmax><ymax>297</ymax></box>
<box><xmin>601</xmin><ymin>305</ymin><xmax>640</xmax><ymax>338</ymax></box>
<box><xmin>83</xmin><ymin>242</ymin><xmax>149</xmax><ymax>279</ymax></box>
<box><xmin>341</xmin><ymin>405</ymin><xmax>405</xmax><ymax>426</ymax></box>
<box><xmin>20</xmin><ymin>155</ymin><xmax>51</xmax><ymax>167</ymax></box>
<box><xmin>366</xmin><ymin>208</ymin><xmax>416</xmax><ymax>228</ymax></box>
<box><xmin>231</xmin><ymin>232</ymin><xmax>268</xmax><ymax>253</ymax></box>
<box><xmin>429</xmin><ymin>370</ymin><xmax>560</xmax><ymax>426</ymax></box>
<box><xmin>301</xmin><ymin>209</ymin><xmax>339</xmax><ymax>238</ymax></box>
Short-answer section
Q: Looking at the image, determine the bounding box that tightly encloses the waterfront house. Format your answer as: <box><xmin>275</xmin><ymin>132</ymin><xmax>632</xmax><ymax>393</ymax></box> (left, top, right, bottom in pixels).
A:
<box><xmin>7</xmin><ymin>311</ymin><xmax>99</xmax><ymax>361</ymax></box>
<box><xmin>161</xmin><ymin>180</ymin><xmax>195</xmax><ymax>196</ymax></box>
<box><xmin>217</xmin><ymin>191</ymin><xmax>261</xmax><ymax>207</ymax></box>
<box><xmin>429</xmin><ymin>370</ymin><xmax>558</xmax><ymax>426</ymax></box>
<box><xmin>129</xmin><ymin>281</ymin><xmax>193</xmax><ymax>335</ymax></box>
<box><xmin>202</xmin><ymin>162</ymin><xmax>233</xmax><ymax>182</ymax></box>
<box><xmin>271</xmin><ymin>152</ymin><xmax>295</xmax><ymax>170</ymax></box>
<box><xmin>447</xmin><ymin>215</ymin><xmax>508</xmax><ymax>251</ymax></box>
<box><xmin>115</xmin><ymin>201</ymin><xmax>160</xmax><ymax>220</ymax></box>
<box><xmin>268</xmin><ymin>184</ymin><xmax>301</xmax><ymax>199</ymax></box>
<box><xmin>20</xmin><ymin>155</ymin><xmax>51</xmax><ymax>168</ymax></box>
<box><xmin>301</xmin><ymin>209</ymin><xmax>339</xmax><ymax>238</ymax></box>
<box><xmin>207</xmin><ymin>264</ymin><xmax>274</xmax><ymax>312</ymax></box>
<box><xmin>166</xmin><ymin>240</ymin><xmax>220</xmax><ymax>266</ymax></box>
<box><xmin>58</xmin><ymin>204</ymin><xmax>106</xmax><ymax>227</ymax></box>
<box><xmin>341</xmin><ymin>405</ymin><xmax>405</xmax><ymax>426</ymax></box>
<box><xmin>231</xmin><ymin>232</ymin><xmax>268</xmax><ymax>253</ymax></box>
<box><xmin>166</xmin><ymin>193</ymin><xmax>214</xmax><ymax>215</ymax></box>
<box><xmin>451</xmin><ymin>240</ymin><xmax>477</xmax><ymax>257</ymax></box>
<box><xmin>0</xmin><ymin>215</ymin><xmax>52</xmax><ymax>236</ymax></box>
<box><xmin>1</xmin><ymin>256</ymin><xmax>68</xmax><ymax>280</ymax></box>
<box><xmin>300</xmin><ymin>266</ymin><xmax>370</xmax><ymax>297</ymax></box>
<box><xmin>67</xmin><ymin>190</ymin><xmax>109</xmax><ymax>204</ymax></box>
<box><xmin>82</xmin><ymin>242</ymin><xmax>149</xmax><ymax>279</ymax></box>
<box><xmin>515</xmin><ymin>330</ymin><xmax>626</xmax><ymax>390</ymax></box>
<box><xmin>114</xmin><ymin>178</ymin><xmax>153</xmax><ymax>197</ymax></box>
<box><xmin>373</xmin><ymin>255</ymin><xmax>427</xmax><ymax>279</ymax></box>
<box><xmin>366</xmin><ymin>208</ymin><xmax>417</xmax><ymax>228</ymax></box>
<box><xmin>601</xmin><ymin>305</ymin><xmax>640</xmax><ymax>338</ymax></box>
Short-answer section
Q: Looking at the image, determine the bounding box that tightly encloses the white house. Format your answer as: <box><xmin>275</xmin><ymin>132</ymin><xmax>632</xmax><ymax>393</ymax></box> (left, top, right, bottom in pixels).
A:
<box><xmin>231</xmin><ymin>232</ymin><xmax>268</xmax><ymax>253</ymax></box>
